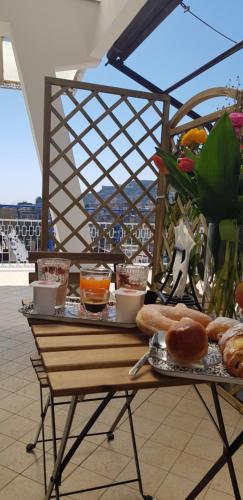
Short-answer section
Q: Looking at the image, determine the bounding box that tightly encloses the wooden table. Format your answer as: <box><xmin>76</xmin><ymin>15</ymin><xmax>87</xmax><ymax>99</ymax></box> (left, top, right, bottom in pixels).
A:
<box><xmin>29</xmin><ymin>321</ymin><xmax>242</xmax><ymax>500</ymax></box>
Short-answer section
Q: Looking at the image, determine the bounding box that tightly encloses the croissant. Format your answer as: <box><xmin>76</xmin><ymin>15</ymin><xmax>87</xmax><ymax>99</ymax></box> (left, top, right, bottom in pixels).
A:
<box><xmin>222</xmin><ymin>334</ymin><xmax>243</xmax><ymax>378</ymax></box>
<box><xmin>219</xmin><ymin>323</ymin><xmax>243</xmax><ymax>353</ymax></box>
<box><xmin>159</xmin><ymin>303</ymin><xmax>212</xmax><ymax>327</ymax></box>
<box><xmin>206</xmin><ymin>317</ymin><xmax>238</xmax><ymax>342</ymax></box>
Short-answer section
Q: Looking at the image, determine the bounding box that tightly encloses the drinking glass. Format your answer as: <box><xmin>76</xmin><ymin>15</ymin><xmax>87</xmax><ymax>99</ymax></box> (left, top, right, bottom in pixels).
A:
<box><xmin>37</xmin><ymin>258</ymin><xmax>71</xmax><ymax>308</ymax></box>
<box><xmin>116</xmin><ymin>264</ymin><xmax>148</xmax><ymax>291</ymax></box>
<box><xmin>81</xmin><ymin>287</ymin><xmax>110</xmax><ymax>318</ymax></box>
<box><xmin>80</xmin><ymin>266</ymin><xmax>112</xmax><ymax>315</ymax></box>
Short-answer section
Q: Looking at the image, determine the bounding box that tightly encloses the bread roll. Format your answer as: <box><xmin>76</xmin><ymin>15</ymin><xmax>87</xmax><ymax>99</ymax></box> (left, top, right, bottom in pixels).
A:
<box><xmin>136</xmin><ymin>304</ymin><xmax>178</xmax><ymax>336</ymax></box>
<box><xmin>165</xmin><ymin>317</ymin><xmax>208</xmax><ymax>364</ymax></box>
<box><xmin>206</xmin><ymin>317</ymin><xmax>238</xmax><ymax>342</ymax></box>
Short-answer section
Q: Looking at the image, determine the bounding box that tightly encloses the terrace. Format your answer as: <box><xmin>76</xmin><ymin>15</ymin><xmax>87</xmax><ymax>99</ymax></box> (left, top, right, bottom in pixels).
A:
<box><xmin>0</xmin><ymin>1</ymin><xmax>243</xmax><ymax>499</ymax></box>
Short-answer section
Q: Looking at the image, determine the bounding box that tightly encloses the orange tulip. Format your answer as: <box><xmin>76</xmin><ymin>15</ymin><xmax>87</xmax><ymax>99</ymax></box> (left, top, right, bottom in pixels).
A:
<box><xmin>177</xmin><ymin>157</ymin><xmax>194</xmax><ymax>173</ymax></box>
<box><xmin>152</xmin><ymin>155</ymin><xmax>169</xmax><ymax>175</ymax></box>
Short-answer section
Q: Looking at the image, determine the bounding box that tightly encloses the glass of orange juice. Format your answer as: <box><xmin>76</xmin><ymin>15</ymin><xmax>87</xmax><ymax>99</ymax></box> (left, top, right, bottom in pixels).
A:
<box><xmin>80</xmin><ymin>266</ymin><xmax>112</xmax><ymax>317</ymax></box>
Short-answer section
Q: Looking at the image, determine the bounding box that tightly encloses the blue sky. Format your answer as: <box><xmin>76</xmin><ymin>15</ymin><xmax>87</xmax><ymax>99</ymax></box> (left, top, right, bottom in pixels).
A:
<box><xmin>0</xmin><ymin>0</ymin><xmax>242</xmax><ymax>204</ymax></box>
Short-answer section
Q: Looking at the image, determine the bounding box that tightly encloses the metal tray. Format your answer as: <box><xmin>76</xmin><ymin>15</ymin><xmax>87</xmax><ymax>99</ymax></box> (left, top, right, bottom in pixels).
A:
<box><xmin>20</xmin><ymin>300</ymin><xmax>137</xmax><ymax>329</ymax></box>
<box><xmin>149</xmin><ymin>342</ymin><xmax>243</xmax><ymax>385</ymax></box>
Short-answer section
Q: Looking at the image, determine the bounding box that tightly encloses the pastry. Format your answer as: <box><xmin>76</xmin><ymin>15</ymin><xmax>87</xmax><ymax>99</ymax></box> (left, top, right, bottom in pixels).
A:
<box><xmin>156</xmin><ymin>303</ymin><xmax>211</xmax><ymax>327</ymax></box>
<box><xmin>222</xmin><ymin>334</ymin><xmax>243</xmax><ymax>377</ymax></box>
<box><xmin>219</xmin><ymin>323</ymin><xmax>243</xmax><ymax>352</ymax></box>
<box><xmin>136</xmin><ymin>304</ymin><xmax>178</xmax><ymax>336</ymax></box>
<box><xmin>165</xmin><ymin>317</ymin><xmax>208</xmax><ymax>364</ymax></box>
<box><xmin>206</xmin><ymin>317</ymin><xmax>238</xmax><ymax>342</ymax></box>
<box><xmin>136</xmin><ymin>303</ymin><xmax>211</xmax><ymax>336</ymax></box>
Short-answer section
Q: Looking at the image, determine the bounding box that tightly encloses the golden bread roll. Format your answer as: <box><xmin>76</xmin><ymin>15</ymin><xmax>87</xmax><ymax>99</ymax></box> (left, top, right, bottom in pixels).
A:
<box><xmin>219</xmin><ymin>323</ymin><xmax>243</xmax><ymax>353</ymax></box>
<box><xmin>136</xmin><ymin>304</ymin><xmax>178</xmax><ymax>336</ymax></box>
<box><xmin>222</xmin><ymin>335</ymin><xmax>243</xmax><ymax>378</ymax></box>
<box><xmin>165</xmin><ymin>317</ymin><xmax>208</xmax><ymax>364</ymax></box>
<box><xmin>158</xmin><ymin>303</ymin><xmax>212</xmax><ymax>327</ymax></box>
<box><xmin>206</xmin><ymin>317</ymin><xmax>238</xmax><ymax>342</ymax></box>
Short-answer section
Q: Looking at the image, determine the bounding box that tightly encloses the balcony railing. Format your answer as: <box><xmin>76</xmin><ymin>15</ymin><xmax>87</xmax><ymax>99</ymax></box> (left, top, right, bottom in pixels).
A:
<box><xmin>0</xmin><ymin>219</ymin><xmax>155</xmax><ymax>263</ymax></box>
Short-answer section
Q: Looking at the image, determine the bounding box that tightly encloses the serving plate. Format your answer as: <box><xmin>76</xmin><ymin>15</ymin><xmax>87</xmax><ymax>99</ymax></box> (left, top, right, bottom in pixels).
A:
<box><xmin>148</xmin><ymin>342</ymin><xmax>243</xmax><ymax>385</ymax></box>
<box><xmin>20</xmin><ymin>300</ymin><xmax>137</xmax><ymax>329</ymax></box>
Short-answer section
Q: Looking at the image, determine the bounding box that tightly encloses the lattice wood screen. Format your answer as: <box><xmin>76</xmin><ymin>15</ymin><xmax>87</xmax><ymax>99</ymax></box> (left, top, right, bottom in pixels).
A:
<box><xmin>41</xmin><ymin>77</ymin><xmax>170</xmax><ymax>277</ymax></box>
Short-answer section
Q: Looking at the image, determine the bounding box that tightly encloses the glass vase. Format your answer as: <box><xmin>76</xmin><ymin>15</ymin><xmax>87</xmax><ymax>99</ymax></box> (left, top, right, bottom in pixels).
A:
<box><xmin>203</xmin><ymin>223</ymin><xmax>243</xmax><ymax>318</ymax></box>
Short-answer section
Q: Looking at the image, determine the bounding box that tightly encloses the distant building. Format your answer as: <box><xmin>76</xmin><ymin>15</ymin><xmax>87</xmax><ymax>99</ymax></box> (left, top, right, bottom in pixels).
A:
<box><xmin>0</xmin><ymin>197</ymin><xmax>42</xmax><ymax>220</ymax></box>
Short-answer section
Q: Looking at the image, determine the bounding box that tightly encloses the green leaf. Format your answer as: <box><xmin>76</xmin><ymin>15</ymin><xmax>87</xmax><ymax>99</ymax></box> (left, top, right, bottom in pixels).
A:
<box><xmin>219</xmin><ymin>219</ymin><xmax>238</xmax><ymax>242</ymax></box>
<box><xmin>196</xmin><ymin>114</ymin><xmax>241</xmax><ymax>221</ymax></box>
<box><xmin>156</xmin><ymin>148</ymin><xmax>198</xmax><ymax>198</ymax></box>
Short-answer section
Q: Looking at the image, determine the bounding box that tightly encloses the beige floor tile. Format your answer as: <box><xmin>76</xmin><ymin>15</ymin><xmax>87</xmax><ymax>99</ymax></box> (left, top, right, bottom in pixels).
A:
<box><xmin>0</xmin><ymin>433</ymin><xmax>15</xmax><ymax>452</ymax></box>
<box><xmin>23</xmin><ymin>452</ymin><xmax>76</xmax><ymax>485</ymax></box>
<box><xmin>63</xmin><ymin>466</ymin><xmax>110</xmax><ymax>499</ymax></box>
<box><xmin>157</xmin><ymin>385</ymin><xmax>191</xmax><ymax>397</ymax></box>
<box><xmin>151</xmin><ymin>423</ymin><xmax>192</xmax><ymax>451</ymax></box>
<box><xmin>195</xmin><ymin>418</ymin><xmax>235</xmax><ymax>442</ymax></box>
<box><xmin>184</xmin><ymin>434</ymin><xmax>223</xmax><ymax>462</ymax></box>
<box><xmin>0</xmin><ymin>392</ymin><xmax>33</xmax><ymax>413</ymax></box>
<box><xmin>100</xmin><ymin>484</ymin><xmax>143</xmax><ymax>499</ymax></box>
<box><xmin>148</xmin><ymin>389</ymin><xmax>183</xmax><ymax>409</ymax></box>
<box><xmin>119</xmin><ymin>413</ymin><xmax>160</xmax><ymax>438</ymax></box>
<box><xmin>0</xmin><ymin>464</ymin><xmax>17</xmax><ymax>489</ymax></box>
<box><xmin>155</xmin><ymin>472</ymin><xmax>206</xmax><ymax>500</ymax></box>
<box><xmin>16</xmin><ymin>381</ymin><xmax>40</xmax><ymax>400</ymax></box>
<box><xmin>102</xmin><ymin>428</ymin><xmax>146</xmax><ymax>457</ymax></box>
<box><xmin>175</xmin><ymin>395</ymin><xmax>207</xmax><ymax>418</ymax></box>
<box><xmin>0</xmin><ymin>440</ymin><xmax>41</xmax><ymax>473</ymax></box>
<box><xmin>0</xmin><ymin>361</ymin><xmax>25</xmax><ymax>376</ymax></box>
<box><xmin>0</xmin><ymin>388</ymin><xmax>12</xmax><ymax>400</ymax></box>
<box><xmin>82</xmin><ymin>447</ymin><xmax>130</xmax><ymax>479</ymax></box>
<box><xmin>0</xmin><ymin>375</ymin><xmax>31</xmax><ymax>393</ymax></box>
<box><xmin>139</xmin><ymin>440</ymin><xmax>180</xmax><ymax>471</ymax></box>
<box><xmin>134</xmin><ymin>401</ymin><xmax>171</xmax><ymax>423</ymax></box>
<box><xmin>18</xmin><ymin>400</ymin><xmax>44</xmax><ymax>422</ymax></box>
<box><xmin>205</xmin><ymin>401</ymin><xmax>241</xmax><ymax>427</ymax></box>
<box><xmin>163</xmin><ymin>409</ymin><xmax>202</xmax><ymax>434</ymax></box>
<box><xmin>116</xmin><ymin>458</ymin><xmax>167</xmax><ymax>496</ymax></box>
<box><xmin>0</xmin><ymin>413</ymin><xmax>37</xmax><ymax>439</ymax></box>
<box><xmin>59</xmin><ymin>437</ymin><xmax>98</xmax><ymax>466</ymax></box>
<box><xmin>211</xmin><ymin>464</ymin><xmax>243</xmax><ymax>496</ymax></box>
<box><xmin>0</xmin><ymin>474</ymin><xmax>43</xmax><ymax>500</ymax></box>
<box><xmin>15</xmin><ymin>366</ymin><xmax>37</xmax><ymax>381</ymax></box>
<box><xmin>204</xmin><ymin>488</ymin><xmax>234</xmax><ymax>499</ymax></box>
<box><xmin>73</xmin><ymin>419</ymin><xmax>108</xmax><ymax>446</ymax></box>
<box><xmin>171</xmin><ymin>451</ymin><xmax>214</xmax><ymax>482</ymax></box>
<box><xmin>0</xmin><ymin>407</ymin><xmax>13</xmax><ymax>423</ymax></box>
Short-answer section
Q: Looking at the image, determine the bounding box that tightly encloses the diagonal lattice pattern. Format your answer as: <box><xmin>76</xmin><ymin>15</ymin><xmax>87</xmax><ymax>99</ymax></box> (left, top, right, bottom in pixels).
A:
<box><xmin>42</xmin><ymin>78</ymin><xmax>169</xmax><ymax>272</ymax></box>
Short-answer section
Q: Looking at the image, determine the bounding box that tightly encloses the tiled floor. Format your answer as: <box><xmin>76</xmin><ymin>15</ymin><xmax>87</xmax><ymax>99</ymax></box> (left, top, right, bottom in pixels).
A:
<box><xmin>0</xmin><ymin>286</ymin><xmax>242</xmax><ymax>499</ymax></box>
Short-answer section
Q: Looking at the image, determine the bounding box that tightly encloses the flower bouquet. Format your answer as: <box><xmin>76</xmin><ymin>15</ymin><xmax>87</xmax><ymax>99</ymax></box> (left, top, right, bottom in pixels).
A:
<box><xmin>153</xmin><ymin>113</ymin><xmax>243</xmax><ymax>317</ymax></box>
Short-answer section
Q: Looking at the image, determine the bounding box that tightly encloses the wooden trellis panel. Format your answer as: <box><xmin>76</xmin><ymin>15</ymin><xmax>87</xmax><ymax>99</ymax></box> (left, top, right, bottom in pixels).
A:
<box><xmin>41</xmin><ymin>77</ymin><xmax>170</xmax><ymax>278</ymax></box>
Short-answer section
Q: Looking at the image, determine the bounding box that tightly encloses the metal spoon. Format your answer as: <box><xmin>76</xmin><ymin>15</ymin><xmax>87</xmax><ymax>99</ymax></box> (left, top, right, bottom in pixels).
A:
<box><xmin>129</xmin><ymin>331</ymin><xmax>166</xmax><ymax>378</ymax></box>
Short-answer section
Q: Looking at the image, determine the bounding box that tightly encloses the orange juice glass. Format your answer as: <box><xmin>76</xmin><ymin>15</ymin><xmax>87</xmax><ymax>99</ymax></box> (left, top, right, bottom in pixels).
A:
<box><xmin>80</xmin><ymin>267</ymin><xmax>112</xmax><ymax>311</ymax></box>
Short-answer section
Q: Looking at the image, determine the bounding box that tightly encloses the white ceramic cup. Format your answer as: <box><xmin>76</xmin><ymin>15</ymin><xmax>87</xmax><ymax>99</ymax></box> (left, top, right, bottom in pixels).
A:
<box><xmin>31</xmin><ymin>281</ymin><xmax>61</xmax><ymax>315</ymax></box>
<box><xmin>115</xmin><ymin>287</ymin><xmax>146</xmax><ymax>323</ymax></box>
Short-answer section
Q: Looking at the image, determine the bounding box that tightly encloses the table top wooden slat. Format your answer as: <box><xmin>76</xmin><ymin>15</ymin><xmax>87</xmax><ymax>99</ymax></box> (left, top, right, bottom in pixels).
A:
<box><xmin>37</xmin><ymin>333</ymin><xmax>146</xmax><ymax>352</ymax></box>
<box><xmin>47</xmin><ymin>365</ymin><xmax>192</xmax><ymax>397</ymax></box>
<box><xmin>41</xmin><ymin>345</ymin><xmax>147</xmax><ymax>372</ymax></box>
<box><xmin>32</xmin><ymin>323</ymin><xmax>139</xmax><ymax>337</ymax></box>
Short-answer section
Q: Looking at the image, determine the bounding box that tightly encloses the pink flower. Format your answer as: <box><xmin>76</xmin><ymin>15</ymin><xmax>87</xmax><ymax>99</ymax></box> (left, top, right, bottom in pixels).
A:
<box><xmin>177</xmin><ymin>157</ymin><xmax>194</xmax><ymax>173</ymax></box>
<box><xmin>229</xmin><ymin>112</ymin><xmax>243</xmax><ymax>137</ymax></box>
